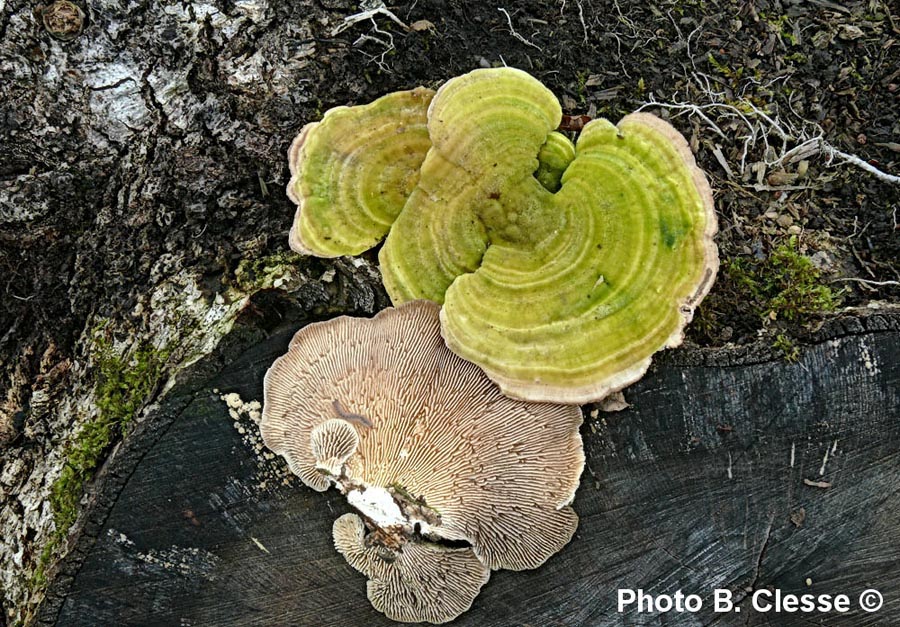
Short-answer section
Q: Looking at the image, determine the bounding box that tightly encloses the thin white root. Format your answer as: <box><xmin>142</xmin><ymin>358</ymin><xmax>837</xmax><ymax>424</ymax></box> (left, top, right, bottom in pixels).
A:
<box><xmin>498</xmin><ymin>8</ymin><xmax>543</xmax><ymax>51</ymax></box>
<box><xmin>824</xmin><ymin>148</ymin><xmax>900</xmax><ymax>185</ymax></box>
<box><xmin>331</xmin><ymin>3</ymin><xmax>408</xmax><ymax>36</ymax></box>
<box><xmin>830</xmin><ymin>278</ymin><xmax>900</xmax><ymax>287</ymax></box>
<box><xmin>638</xmin><ymin>97</ymin><xmax>900</xmax><ymax>186</ymax></box>
<box><xmin>332</xmin><ymin>3</ymin><xmax>406</xmax><ymax>72</ymax></box>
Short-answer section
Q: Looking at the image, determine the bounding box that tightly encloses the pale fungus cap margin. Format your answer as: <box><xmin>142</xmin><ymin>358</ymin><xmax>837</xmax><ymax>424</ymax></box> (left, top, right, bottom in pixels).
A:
<box><xmin>259</xmin><ymin>301</ymin><xmax>585</xmax><ymax>622</ymax></box>
<box><xmin>283</xmin><ymin>67</ymin><xmax>718</xmax><ymax>404</ymax></box>
<box><xmin>625</xmin><ymin>111</ymin><xmax>720</xmax><ymax>344</ymax></box>
<box><xmin>285</xmin><ymin>122</ymin><xmax>317</xmax><ymax>255</ymax></box>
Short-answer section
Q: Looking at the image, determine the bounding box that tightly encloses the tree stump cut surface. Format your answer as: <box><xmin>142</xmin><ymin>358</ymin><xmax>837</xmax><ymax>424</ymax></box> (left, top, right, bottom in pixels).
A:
<box><xmin>45</xmin><ymin>317</ymin><xmax>900</xmax><ymax>626</ymax></box>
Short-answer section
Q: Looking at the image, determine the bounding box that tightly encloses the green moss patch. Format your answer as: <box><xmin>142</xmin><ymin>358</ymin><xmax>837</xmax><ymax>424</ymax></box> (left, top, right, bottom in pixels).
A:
<box><xmin>694</xmin><ymin>236</ymin><xmax>841</xmax><ymax>350</ymax></box>
<box><xmin>728</xmin><ymin>236</ymin><xmax>840</xmax><ymax>323</ymax></box>
<box><xmin>50</xmin><ymin>339</ymin><xmax>170</xmax><ymax>535</ymax></box>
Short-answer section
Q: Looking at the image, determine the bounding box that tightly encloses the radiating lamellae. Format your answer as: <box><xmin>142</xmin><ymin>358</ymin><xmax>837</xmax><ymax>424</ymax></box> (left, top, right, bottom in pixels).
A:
<box><xmin>309</xmin><ymin>418</ymin><xmax>359</xmax><ymax>477</ymax></box>
<box><xmin>333</xmin><ymin>513</ymin><xmax>491</xmax><ymax>624</ymax></box>
<box><xmin>261</xmin><ymin>301</ymin><xmax>583</xmax><ymax>622</ymax></box>
<box><xmin>261</xmin><ymin>301</ymin><xmax>584</xmax><ymax>572</ymax></box>
<box><xmin>261</xmin><ymin>301</ymin><xmax>584</xmax><ymax>570</ymax></box>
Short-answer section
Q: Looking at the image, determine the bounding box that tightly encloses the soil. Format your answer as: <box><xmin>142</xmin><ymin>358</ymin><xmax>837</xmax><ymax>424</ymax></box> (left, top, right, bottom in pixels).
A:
<box><xmin>0</xmin><ymin>0</ymin><xmax>898</xmax><ymax>623</ymax></box>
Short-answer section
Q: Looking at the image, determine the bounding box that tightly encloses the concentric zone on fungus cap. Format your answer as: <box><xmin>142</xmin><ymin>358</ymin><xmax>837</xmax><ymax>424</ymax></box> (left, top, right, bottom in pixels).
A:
<box><xmin>286</xmin><ymin>68</ymin><xmax>718</xmax><ymax>404</ymax></box>
<box><xmin>260</xmin><ymin>301</ymin><xmax>584</xmax><ymax>623</ymax></box>
<box><xmin>286</xmin><ymin>87</ymin><xmax>434</xmax><ymax>257</ymax></box>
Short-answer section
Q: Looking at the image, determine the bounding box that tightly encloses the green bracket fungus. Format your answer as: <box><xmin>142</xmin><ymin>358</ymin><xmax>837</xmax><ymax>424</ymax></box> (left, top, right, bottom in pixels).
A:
<box><xmin>533</xmin><ymin>131</ymin><xmax>576</xmax><ymax>193</ymax></box>
<box><xmin>286</xmin><ymin>68</ymin><xmax>718</xmax><ymax>404</ymax></box>
<box><xmin>287</xmin><ymin>87</ymin><xmax>435</xmax><ymax>257</ymax></box>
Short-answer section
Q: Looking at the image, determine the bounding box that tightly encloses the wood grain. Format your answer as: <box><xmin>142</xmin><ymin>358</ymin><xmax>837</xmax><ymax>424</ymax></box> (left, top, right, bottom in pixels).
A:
<box><xmin>40</xmin><ymin>313</ymin><xmax>900</xmax><ymax>626</ymax></box>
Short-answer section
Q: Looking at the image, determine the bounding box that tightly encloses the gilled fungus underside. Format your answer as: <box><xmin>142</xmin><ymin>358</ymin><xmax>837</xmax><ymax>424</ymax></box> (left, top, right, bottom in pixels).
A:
<box><xmin>261</xmin><ymin>301</ymin><xmax>585</xmax><ymax>623</ymax></box>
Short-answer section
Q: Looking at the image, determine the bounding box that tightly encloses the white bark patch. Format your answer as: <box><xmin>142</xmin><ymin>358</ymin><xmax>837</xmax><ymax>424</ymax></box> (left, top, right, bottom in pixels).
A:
<box><xmin>222</xmin><ymin>49</ymin><xmax>269</xmax><ymax>89</ymax></box>
<box><xmin>83</xmin><ymin>61</ymin><xmax>150</xmax><ymax>141</ymax></box>
<box><xmin>234</xmin><ymin>0</ymin><xmax>269</xmax><ymax>24</ymax></box>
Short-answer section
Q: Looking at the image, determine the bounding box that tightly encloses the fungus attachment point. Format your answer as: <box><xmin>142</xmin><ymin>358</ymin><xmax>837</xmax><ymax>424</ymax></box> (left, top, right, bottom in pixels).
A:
<box><xmin>261</xmin><ymin>301</ymin><xmax>584</xmax><ymax>623</ymax></box>
<box><xmin>285</xmin><ymin>68</ymin><xmax>718</xmax><ymax>403</ymax></box>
